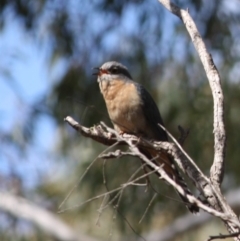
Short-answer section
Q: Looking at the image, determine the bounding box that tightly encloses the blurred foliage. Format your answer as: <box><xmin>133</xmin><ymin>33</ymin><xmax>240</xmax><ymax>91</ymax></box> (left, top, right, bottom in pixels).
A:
<box><xmin>1</xmin><ymin>0</ymin><xmax>240</xmax><ymax>240</ymax></box>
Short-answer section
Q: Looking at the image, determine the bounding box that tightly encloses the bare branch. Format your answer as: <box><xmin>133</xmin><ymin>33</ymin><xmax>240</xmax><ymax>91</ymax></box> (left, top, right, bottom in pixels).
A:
<box><xmin>64</xmin><ymin>116</ymin><xmax>117</xmax><ymax>146</ymax></box>
<box><xmin>157</xmin><ymin>0</ymin><xmax>226</xmax><ymax>188</ymax></box>
<box><xmin>100</xmin><ymin>123</ymin><xmax>237</xmax><ymax>225</ymax></box>
<box><xmin>139</xmin><ymin>193</ymin><xmax>157</xmax><ymax>224</ymax></box>
<box><xmin>207</xmin><ymin>232</ymin><xmax>240</xmax><ymax>241</ymax></box>
<box><xmin>65</xmin><ymin>116</ymin><xmax>240</xmax><ymax>239</ymax></box>
<box><xmin>99</xmin><ymin>150</ymin><xmax>136</xmax><ymax>159</ymax></box>
<box><xmin>127</xmin><ymin>146</ymin><xmax>233</xmax><ymax>224</ymax></box>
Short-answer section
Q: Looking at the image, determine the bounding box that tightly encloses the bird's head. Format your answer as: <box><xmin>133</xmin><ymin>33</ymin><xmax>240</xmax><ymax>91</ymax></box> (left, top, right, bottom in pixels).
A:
<box><xmin>93</xmin><ymin>61</ymin><xmax>133</xmax><ymax>83</ymax></box>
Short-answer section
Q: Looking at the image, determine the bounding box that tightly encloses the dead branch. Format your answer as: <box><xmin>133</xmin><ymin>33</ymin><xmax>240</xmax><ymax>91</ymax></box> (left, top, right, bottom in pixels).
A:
<box><xmin>207</xmin><ymin>232</ymin><xmax>240</xmax><ymax>241</ymax></box>
<box><xmin>64</xmin><ymin>117</ymin><xmax>117</xmax><ymax>146</ymax></box>
<box><xmin>157</xmin><ymin>0</ymin><xmax>225</xmax><ymax>188</ymax></box>
<box><xmin>64</xmin><ymin>117</ymin><xmax>216</xmax><ymax>213</ymax></box>
<box><xmin>64</xmin><ymin>117</ymin><xmax>240</xmax><ymax>236</ymax></box>
<box><xmin>99</xmin><ymin>150</ymin><xmax>137</xmax><ymax>159</ymax></box>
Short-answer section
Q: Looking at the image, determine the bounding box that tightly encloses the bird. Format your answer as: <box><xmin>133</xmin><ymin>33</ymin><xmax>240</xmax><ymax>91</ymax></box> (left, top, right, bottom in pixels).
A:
<box><xmin>95</xmin><ymin>61</ymin><xmax>199</xmax><ymax>213</ymax></box>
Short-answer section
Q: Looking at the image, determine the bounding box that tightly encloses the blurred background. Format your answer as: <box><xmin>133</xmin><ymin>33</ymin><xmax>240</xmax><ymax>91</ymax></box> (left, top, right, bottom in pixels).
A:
<box><xmin>0</xmin><ymin>0</ymin><xmax>240</xmax><ymax>240</ymax></box>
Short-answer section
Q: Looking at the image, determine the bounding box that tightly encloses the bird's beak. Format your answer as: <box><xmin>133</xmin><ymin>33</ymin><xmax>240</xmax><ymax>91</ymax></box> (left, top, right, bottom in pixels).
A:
<box><xmin>92</xmin><ymin>67</ymin><xmax>109</xmax><ymax>77</ymax></box>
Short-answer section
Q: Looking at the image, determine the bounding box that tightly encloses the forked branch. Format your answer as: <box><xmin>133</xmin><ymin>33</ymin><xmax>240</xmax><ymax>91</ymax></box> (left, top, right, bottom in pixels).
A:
<box><xmin>65</xmin><ymin>117</ymin><xmax>240</xmax><ymax>239</ymax></box>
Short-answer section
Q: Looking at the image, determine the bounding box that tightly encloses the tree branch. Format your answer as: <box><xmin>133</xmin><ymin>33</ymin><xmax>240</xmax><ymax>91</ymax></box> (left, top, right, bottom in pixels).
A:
<box><xmin>157</xmin><ymin>0</ymin><xmax>226</xmax><ymax>189</ymax></box>
<box><xmin>207</xmin><ymin>232</ymin><xmax>240</xmax><ymax>241</ymax></box>
<box><xmin>64</xmin><ymin>117</ymin><xmax>240</xmax><ymax>239</ymax></box>
<box><xmin>64</xmin><ymin>117</ymin><xmax>213</xmax><ymax>212</ymax></box>
<box><xmin>156</xmin><ymin>0</ymin><xmax>236</xmax><ymax>238</ymax></box>
<box><xmin>133</xmin><ymin>188</ymin><xmax>240</xmax><ymax>241</ymax></box>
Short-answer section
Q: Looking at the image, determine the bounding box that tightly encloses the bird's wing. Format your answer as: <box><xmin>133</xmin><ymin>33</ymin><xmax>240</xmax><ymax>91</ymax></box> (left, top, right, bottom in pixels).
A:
<box><xmin>136</xmin><ymin>83</ymin><xmax>168</xmax><ymax>141</ymax></box>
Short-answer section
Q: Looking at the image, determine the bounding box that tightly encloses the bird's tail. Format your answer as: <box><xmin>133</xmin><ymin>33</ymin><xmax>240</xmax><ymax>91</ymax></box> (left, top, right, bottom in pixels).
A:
<box><xmin>140</xmin><ymin>148</ymin><xmax>199</xmax><ymax>213</ymax></box>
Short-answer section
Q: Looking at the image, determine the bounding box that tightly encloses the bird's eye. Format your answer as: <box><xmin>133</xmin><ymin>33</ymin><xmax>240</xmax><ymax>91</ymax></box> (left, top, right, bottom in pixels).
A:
<box><xmin>111</xmin><ymin>67</ymin><xmax>118</xmax><ymax>74</ymax></box>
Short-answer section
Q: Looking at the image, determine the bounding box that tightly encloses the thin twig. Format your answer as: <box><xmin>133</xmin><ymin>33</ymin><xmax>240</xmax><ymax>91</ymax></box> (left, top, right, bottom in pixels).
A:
<box><xmin>58</xmin><ymin>168</ymin><xmax>158</xmax><ymax>213</ymax></box>
<box><xmin>58</xmin><ymin>141</ymin><xmax>119</xmax><ymax>211</ymax></box>
<box><xmin>158</xmin><ymin>123</ymin><xmax>203</xmax><ymax>177</ymax></box>
<box><xmin>177</xmin><ymin>125</ymin><xmax>190</xmax><ymax>146</ymax></box>
<box><xmin>102</xmin><ymin>159</ymin><xmax>107</xmax><ymax>185</ymax></box>
<box><xmin>103</xmin><ymin>161</ymin><xmax>147</xmax><ymax>241</ymax></box>
<box><xmin>101</xmin><ymin>168</ymin><xmax>156</xmax><ymax>212</ymax></box>
<box><xmin>207</xmin><ymin>231</ymin><xmax>240</xmax><ymax>241</ymax></box>
<box><xmin>96</xmin><ymin>195</ymin><xmax>109</xmax><ymax>226</ymax></box>
<box><xmin>58</xmin><ymin>156</ymin><xmax>98</xmax><ymax>211</ymax></box>
<box><xmin>139</xmin><ymin>193</ymin><xmax>157</xmax><ymax>224</ymax></box>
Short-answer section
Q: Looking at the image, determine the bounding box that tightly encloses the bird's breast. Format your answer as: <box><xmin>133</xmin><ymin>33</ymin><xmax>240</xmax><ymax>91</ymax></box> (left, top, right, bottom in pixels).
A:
<box><xmin>102</xmin><ymin>81</ymin><xmax>147</xmax><ymax>134</ymax></box>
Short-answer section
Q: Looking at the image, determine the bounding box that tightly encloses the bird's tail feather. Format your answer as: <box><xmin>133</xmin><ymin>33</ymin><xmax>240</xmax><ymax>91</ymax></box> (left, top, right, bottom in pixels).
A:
<box><xmin>139</xmin><ymin>148</ymin><xmax>199</xmax><ymax>213</ymax></box>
